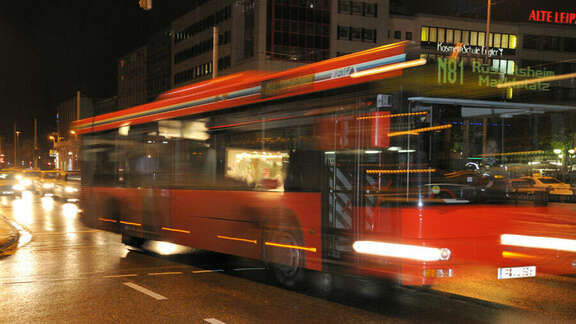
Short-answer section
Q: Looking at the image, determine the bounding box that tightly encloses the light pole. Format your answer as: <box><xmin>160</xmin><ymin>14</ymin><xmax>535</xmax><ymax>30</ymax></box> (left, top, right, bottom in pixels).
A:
<box><xmin>15</xmin><ymin>130</ymin><xmax>21</xmax><ymax>168</ymax></box>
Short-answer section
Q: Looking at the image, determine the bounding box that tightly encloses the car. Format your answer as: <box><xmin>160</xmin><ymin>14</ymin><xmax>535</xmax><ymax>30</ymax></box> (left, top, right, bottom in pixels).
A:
<box><xmin>20</xmin><ymin>169</ymin><xmax>43</xmax><ymax>192</ymax></box>
<box><xmin>53</xmin><ymin>171</ymin><xmax>81</xmax><ymax>202</ymax></box>
<box><xmin>520</xmin><ymin>176</ymin><xmax>573</xmax><ymax>196</ymax></box>
<box><xmin>0</xmin><ymin>172</ymin><xmax>23</xmax><ymax>198</ymax></box>
<box><xmin>35</xmin><ymin>171</ymin><xmax>62</xmax><ymax>197</ymax></box>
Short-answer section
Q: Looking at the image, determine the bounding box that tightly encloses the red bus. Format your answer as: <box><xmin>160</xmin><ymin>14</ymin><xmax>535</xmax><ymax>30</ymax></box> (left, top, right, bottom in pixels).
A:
<box><xmin>74</xmin><ymin>41</ymin><xmax>576</xmax><ymax>287</ymax></box>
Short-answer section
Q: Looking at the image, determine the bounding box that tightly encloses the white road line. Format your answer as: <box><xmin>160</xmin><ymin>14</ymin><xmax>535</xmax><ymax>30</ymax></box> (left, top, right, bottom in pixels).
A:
<box><xmin>233</xmin><ymin>267</ymin><xmax>266</xmax><ymax>271</ymax></box>
<box><xmin>147</xmin><ymin>271</ymin><xmax>183</xmax><ymax>276</ymax></box>
<box><xmin>192</xmin><ymin>269</ymin><xmax>224</xmax><ymax>274</ymax></box>
<box><xmin>204</xmin><ymin>318</ymin><xmax>226</xmax><ymax>324</ymax></box>
<box><xmin>103</xmin><ymin>274</ymin><xmax>138</xmax><ymax>278</ymax></box>
<box><xmin>122</xmin><ymin>282</ymin><xmax>167</xmax><ymax>300</ymax></box>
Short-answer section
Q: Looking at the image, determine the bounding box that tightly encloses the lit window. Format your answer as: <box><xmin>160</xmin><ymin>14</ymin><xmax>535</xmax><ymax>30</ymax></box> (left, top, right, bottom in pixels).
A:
<box><xmin>494</xmin><ymin>33</ymin><xmax>501</xmax><ymax>48</ymax></box>
<box><xmin>454</xmin><ymin>29</ymin><xmax>461</xmax><ymax>43</ymax></box>
<box><xmin>502</xmin><ymin>34</ymin><xmax>509</xmax><ymax>48</ymax></box>
<box><xmin>462</xmin><ymin>30</ymin><xmax>469</xmax><ymax>44</ymax></box>
<box><xmin>470</xmin><ymin>31</ymin><xmax>478</xmax><ymax>46</ymax></box>
<box><xmin>421</xmin><ymin>27</ymin><xmax>429</xmax><ymax>41</ymax></box>
<box><xmin>478</xmin><ymin>32</ymin><xmax>485</xmax><ymax>46</ymax></box>
<box><xmin>507</xmin><ymin>60</ymin><xmax>516</xmax><ymax>75</ymax></box>
<box><xmin>509</xmin><ymin>35</ymin><xmax>517</xmax><ymax>49</ymax></box>
<box><xmin>429</xmin><ymin>27</ymin><xmax>437</xmax><ymax>42</ymax></box>
<box><xmin>437</xmin><ymin>28</ymin><xmax>445</xmax><ymax>42</ymax></box>
<box><xmin>446</xmin><ymin>29</ymin><xmax>453</xmax><ymax>43</ymax></box>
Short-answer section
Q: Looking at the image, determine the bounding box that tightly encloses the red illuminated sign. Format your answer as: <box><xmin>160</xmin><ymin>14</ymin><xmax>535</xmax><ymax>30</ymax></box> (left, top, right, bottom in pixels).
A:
<box><xmin>529</xmin><ymin>9</ymin><xmax>576</xmax><ymax>25</ymax></box>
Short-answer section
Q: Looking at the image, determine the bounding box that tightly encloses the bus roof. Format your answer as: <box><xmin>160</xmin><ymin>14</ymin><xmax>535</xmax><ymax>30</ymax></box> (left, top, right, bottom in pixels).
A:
<box><xmin>73</xmin><ymin>41</ymin><xmax>409</xmax><ymax>135</ymax></box>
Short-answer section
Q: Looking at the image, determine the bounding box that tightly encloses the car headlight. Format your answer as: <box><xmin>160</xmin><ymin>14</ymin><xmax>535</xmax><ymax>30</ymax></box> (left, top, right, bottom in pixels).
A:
<box><xmin>12</xmin><ymin>184</ymin><xmax>24</xmax><ymax>191</ymax></box>
<box><xmin>43</xmin><ymin>183</ymin><xmax>54</xmax><ymax>189</ymax></box>
<box><xmin>20</xmin><ymin>179</ymin><xmax>32</xmax><ymax>187</ymax></box>
<box><xmin>65</xmin><ymin>186</ymin><xmax>78</xmax><ymax>193</ymax></box>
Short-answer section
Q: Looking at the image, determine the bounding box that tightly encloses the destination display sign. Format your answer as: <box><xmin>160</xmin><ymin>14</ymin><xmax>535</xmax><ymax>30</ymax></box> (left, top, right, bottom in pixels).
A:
<box><xmin>436</xmin><ymin>57</ymin><xmax>554</xmax><ymax>92</ymax></box>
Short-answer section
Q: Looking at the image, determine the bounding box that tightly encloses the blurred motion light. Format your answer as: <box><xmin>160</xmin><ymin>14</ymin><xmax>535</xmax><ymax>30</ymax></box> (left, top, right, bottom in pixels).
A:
<box><xmin>501</xmin><ymin>234</ymin><xmax>576</xmax><ymax>253</ymax></box>
<box><xmin>353</xmin><ymin>241</ymin><xmax>451</xmax><ymax>261</ymax></box>
<box><xmin>554</xmin><ymin>149</ymin><xmax>562</xmax><ymax>154</ymax></box>
<box><xmin>350</xmin><ymin>58</ymin><xmax>427</xmax><ymax>78</ymax></box>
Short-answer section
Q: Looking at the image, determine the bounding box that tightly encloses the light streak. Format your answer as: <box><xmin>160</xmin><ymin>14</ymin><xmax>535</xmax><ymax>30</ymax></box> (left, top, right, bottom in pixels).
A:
<box><xmin>264</xmin><ymin>242</ymin><xmax>317</xmax><ymax>252</ymax></box>
<box><xmin>161</xmin><ymin>227</ymin><xmax>191</xmax><ymax>234</ymax></box>
<box><xmin>366</xmin><ymin>168</ymin><xmax>436</xmax><ymax>174</ymax></box>
<box><xmin>501</xmin><ymin>234</ymin><xmax>576</xmax><ymax>252</ymax></box>
<box><xmin>388</xmin><ymin>124</ymin><xmax>452</xmax><ymax>137</ymax></box>
<box><xmin>119</xmin><ymin>221</ymin><xmax>141</xmax><ymax>226</ymax></box>
<box><xmin>479</xmin><ymin>150</ymin><xmax>544</xmax><ymax>157</ymax></box>
<box><xmin>350</xmin><ymin>58</ymin><xmax>427</xmax><ymax>78</ymax></box>
<box><xmin>98</xmin><ymin>217</ymin><xmax>117</xmax><ymax>223</ymax></box>
<box><xmin>217</xmin><ymin>235</ymin><xmax>257</xmax><ymax>244</ymax></box>
<box><xmin>356</xmin><ymin>111</ymin><xmax>428</xmax><ymax>120</ymax></box>
<box><xmin>353</xmin><ymin>241</ymin><xmax>451</xmax><ymax>261</ymax></box>
<box><xmin>496</xmin><ymin>72</ymin><xmax>576</xmax><ymax>88</ymax></box>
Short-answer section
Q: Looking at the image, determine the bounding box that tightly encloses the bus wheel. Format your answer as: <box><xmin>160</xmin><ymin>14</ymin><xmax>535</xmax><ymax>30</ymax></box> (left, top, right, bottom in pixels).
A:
<box><xmin>122</xmin><ymin>232</ymin><xmax>146</xmax><ymax>249</ymax></box>
<box><xmin>264</xmin><ymin>230</ymin><xmax>305</xmax><ymax>289</ymax></box>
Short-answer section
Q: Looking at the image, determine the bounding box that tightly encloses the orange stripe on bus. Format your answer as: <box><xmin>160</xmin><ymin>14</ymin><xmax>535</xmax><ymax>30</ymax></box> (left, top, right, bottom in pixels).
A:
<box><xmin>161</xmin><ymin>227</ymin><xmax>191</xmax><ymax>234</ymax></box>
<box><xmin>98</xmin><ymin>217</ymin><xmax>117</xmax><ymax>223</ymax></box>
<box><xmin>119</xmin><ymin>221</ymin><xmax>141</xmax><ymax>226</ymax></box>
<box><xmin>264</xmin><ymin>242</ymin><xmax>317</xmax><ymax>253</ymax></box>
<box><xmin>217</xmin><ymin>235</ymin><xmax>257</xmax><ymax>244</ymax></box>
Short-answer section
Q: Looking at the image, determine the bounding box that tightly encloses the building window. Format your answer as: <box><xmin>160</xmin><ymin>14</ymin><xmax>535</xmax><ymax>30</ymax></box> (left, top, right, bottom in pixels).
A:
<box><xmin>421</xmin><ymin>26</ymin><xmax>429</xmax><ymax>42</ymax></box>
<box><xmin>394</xmin><ymin>30</ymin><xmax>401</xmax><ymax>39</ymax></box>
<box><xmin>406</xmin><ymin>31</ymin><xmax>412</xmax><ymax>40</ymax></box>
<box><xmin>364</xmin><ymin>3</ymin><xmax>377</xmax><ymax>17</ymax></box>
<box><xmin>338</xmin><ymin>26</ymin><xmax>350</xmax><ymax>40</ymax></box>
<box><xmin>363</xmin><ymin>28</ymin><xmax>376</xmax><ymax>42</ymax></box>
<box><xmin>350</xmin><ymin>27</ymin><xmax>362</xmax><ymax>41</ymax></box>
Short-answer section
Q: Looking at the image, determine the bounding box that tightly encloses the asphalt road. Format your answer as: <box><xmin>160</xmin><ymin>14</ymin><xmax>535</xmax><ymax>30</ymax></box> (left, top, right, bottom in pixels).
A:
<box><xmin>0</xmin><ymin>192</ymin><xmax>574</xmax><ymax>323</ymax></box>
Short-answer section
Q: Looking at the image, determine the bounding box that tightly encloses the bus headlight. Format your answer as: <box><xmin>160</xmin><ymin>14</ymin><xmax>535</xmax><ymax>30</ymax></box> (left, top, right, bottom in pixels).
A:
<box><xmin>353</xmin><ymin>241</ymin><xmax>451</xmax><ymax>261</ymax></box>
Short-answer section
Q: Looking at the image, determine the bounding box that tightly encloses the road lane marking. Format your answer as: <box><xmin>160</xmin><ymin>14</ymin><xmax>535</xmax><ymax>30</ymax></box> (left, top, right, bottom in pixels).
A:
<box><xmin>192</xmin><ymin>269</ymin><xmax>224</xmax><ymax>274</ymax></box>
<box><xmin>204</xmin><ymin>319</ymin><xmax>226</xmax><ymax>324</ymax></box>
<box><xmin>233</xmin><ymin>267</ymin><xmax>265</xmax><ymax>271</ymax></box>
<box><xmin>123</xmin><ymin>282</ymin><xmax>167</xmax><ymax>300</ymax></box>
<box><xmin>147</xmin><ymin>271</ymin><xmax>183</xmax><ymax>276</ymax></box>
<box><xmin>103</xmin><ymin>274</ymin><xmax>138</xmax><ymax>278</ymax></box>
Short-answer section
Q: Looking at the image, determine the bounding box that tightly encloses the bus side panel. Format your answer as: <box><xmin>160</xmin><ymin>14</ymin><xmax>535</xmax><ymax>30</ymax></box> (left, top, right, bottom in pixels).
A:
<box><xmin>170</xmin><ymin>190</ymin><xmax>322</xmax><ymax>271</ymax></box>
<box><xmin>80</xmin><ymin>186</ymin><xmax>145</xmax><ymax>232</ymax></box>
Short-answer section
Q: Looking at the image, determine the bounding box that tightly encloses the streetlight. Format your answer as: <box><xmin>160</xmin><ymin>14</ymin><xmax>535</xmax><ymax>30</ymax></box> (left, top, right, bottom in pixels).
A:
<box><xmin>15</xmin><ymin>130</ymin><xmax>21</xmax><ymax>168</ymax></box>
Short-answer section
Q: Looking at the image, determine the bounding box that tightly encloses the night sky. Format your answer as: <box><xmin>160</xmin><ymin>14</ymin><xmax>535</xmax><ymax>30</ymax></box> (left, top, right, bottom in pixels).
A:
<box><xmin>0</xmin><ymin>0</ymin><xmax>197</xmax><ymax>147</ymax></box>
<box><xmin>0</xmin><ymin>0</ymin><xmax>574</xmax><ymax>148</ymax></box>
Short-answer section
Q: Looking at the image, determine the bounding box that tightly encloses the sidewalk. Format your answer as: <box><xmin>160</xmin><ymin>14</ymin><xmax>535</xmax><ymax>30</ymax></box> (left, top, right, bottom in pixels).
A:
<box><xmin>0</xmin><ymin>216</ymin><xmax>19</xmax><ymax>256</ymax></box>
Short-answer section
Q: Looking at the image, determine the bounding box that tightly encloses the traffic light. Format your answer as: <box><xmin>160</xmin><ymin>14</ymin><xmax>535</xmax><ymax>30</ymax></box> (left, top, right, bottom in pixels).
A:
<box><xmin>139</xmin><ymin>0</ymin><xmax>152</xmax><ymax>10</ymax></box>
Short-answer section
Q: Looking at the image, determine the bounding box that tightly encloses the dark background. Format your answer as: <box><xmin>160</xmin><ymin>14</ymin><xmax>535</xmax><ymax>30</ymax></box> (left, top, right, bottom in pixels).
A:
<box><xmin>0</xmin><ymin>0</ymin><xmax>197</xmax><ymax>145</ymax></box>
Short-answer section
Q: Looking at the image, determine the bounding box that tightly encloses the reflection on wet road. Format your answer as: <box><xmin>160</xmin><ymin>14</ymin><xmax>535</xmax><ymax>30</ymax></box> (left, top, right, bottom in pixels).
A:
<box><xmin>0</xmin><ymin>193</ymin><xmax>575</xmax><ymax>323</ymax></box>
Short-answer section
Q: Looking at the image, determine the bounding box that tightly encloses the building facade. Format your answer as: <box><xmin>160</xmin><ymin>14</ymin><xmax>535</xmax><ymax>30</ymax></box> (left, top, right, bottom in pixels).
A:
<box><xmin>170</xmin><ymin>0</ymin><xmax>390</xmax><ymax>88</ymax></box>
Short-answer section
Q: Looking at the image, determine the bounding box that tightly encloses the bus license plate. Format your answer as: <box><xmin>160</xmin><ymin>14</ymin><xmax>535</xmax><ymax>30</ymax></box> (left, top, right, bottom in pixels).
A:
<box><xmin>498</xmin><ymin>266</ymin><xmax>536</xmax><ymax>279</ymax></box>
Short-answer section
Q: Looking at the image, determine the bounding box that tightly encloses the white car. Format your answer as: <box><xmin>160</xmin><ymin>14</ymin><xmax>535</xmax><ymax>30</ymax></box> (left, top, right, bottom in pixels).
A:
<box><xmin>520</xmin><ymin>176</ymin><xmax>573</xmax><ymax>196</ymax></box>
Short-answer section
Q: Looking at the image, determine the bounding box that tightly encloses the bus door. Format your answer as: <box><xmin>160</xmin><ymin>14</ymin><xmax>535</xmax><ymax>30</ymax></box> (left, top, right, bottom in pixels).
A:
<box><xmin>320</xmin><ymin>112</ymin><xmax>367</xmax><ymax>271</ymax></box>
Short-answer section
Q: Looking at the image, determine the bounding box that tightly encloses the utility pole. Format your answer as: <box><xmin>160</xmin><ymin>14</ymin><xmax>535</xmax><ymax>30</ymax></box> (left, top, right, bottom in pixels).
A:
<box><xmin>34</xmin><ymin>118</ymin><xmax>38</xmax><ymax>169</ymax></box>
<box><xmin>213</xmin><ymin>26</ymin><xmax>219</xmax><ymax>79</ymax></box>
<box><xmin>484</xmin><ymin>0</ymin><xmax>492</xmax><ymax>63</ymax></box>
<box><xmin>76</xmin><ymin>90</ymin><xmax>81</xmax><ymax>120</ymax></box>
<box><xmin>13</xmin><ymin>122</ymin><xmax>18</xmax><ymax>168</ymax></box>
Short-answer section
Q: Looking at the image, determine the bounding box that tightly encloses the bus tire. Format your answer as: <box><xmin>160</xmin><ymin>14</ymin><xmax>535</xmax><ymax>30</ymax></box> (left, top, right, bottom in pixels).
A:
<box><xmin>263</xmin><ymin>229</ymin><xmax>306</xmax><ymax>289</ymax></box>
<box><xmin>121</xmin><ymin>232</ymin><xmax>146</xmax><ymax>249</ymax></box>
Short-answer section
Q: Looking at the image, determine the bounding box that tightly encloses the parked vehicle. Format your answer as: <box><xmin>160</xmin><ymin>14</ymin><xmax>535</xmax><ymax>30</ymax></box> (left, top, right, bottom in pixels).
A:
<box><xmin>520</xmin><ymin>176</ymin><xmax>573</xmax><ymax>196</ymax></box>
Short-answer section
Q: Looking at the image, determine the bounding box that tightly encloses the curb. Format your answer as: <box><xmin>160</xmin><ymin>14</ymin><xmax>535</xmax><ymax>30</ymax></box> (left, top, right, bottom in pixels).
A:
<box><xmin>0</xmin><ymin>216</ymin><xmax>20</xmax><ymax>256</ymax></box>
